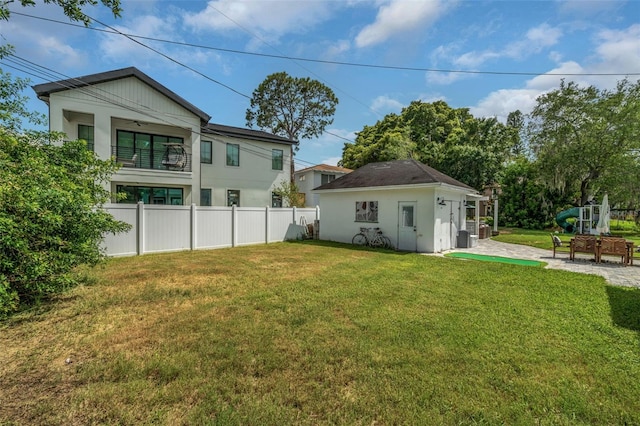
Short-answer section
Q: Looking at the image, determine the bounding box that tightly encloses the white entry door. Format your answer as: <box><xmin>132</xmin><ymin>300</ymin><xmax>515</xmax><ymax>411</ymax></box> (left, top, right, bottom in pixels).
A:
<box><xmin>398</xmin><ymin>202</ymin><xmax>417</xmax><ymax>251</ymax></box>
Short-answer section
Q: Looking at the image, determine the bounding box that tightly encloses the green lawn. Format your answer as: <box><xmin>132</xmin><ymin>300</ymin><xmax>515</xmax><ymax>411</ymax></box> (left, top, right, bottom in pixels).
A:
<box><xmin>2</xmin><ymin>241</ymin><xmax>640</xmax><ymax>425</ymax></box>
<box><xmin>494</xmin><ymin>227</ymin><xmax>640</xmax><ymax>259</ymax></box>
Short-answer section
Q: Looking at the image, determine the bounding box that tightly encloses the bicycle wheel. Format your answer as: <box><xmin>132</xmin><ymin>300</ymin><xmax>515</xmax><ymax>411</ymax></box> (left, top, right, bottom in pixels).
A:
<box><xmin>381</xmin><ymin>236</ymin><xmax>393</xmax><ymax>249</ymax></box>
<box><xmin>352</xmin><ymin>233</ymin><xmax>368</xmax><ymax>246</ymax></box>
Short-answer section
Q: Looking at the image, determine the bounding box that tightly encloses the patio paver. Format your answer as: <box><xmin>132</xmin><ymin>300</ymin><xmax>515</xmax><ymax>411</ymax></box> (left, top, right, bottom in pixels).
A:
<box><xmin>439</xmin><ymin>238</ymin><xmax>639</xmax><ymax>288</ymax></box>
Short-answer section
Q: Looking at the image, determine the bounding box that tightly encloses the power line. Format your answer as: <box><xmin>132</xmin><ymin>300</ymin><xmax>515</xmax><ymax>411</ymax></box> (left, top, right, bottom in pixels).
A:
<box><xmin>83</xmin><ymin>13</ymin><xmax>250</xmax><ymax>99</ymax></box>
<box><xmin>2</xmin><ymin>54</ymin><xmax>319</xmax><ymax>169</ymax></box>
<box><xmin>10</xmin><ymin>11</ymin><xmax>640</xmax><ymax>77</ymax></box>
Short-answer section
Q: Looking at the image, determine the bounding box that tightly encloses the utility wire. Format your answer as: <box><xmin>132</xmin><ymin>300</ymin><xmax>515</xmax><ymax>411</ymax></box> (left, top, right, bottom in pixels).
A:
<box><xmin>9</xmin><ymin>11</ymin><xmax>640</xmax><ymax>77</ymax></box>
<box><xmin>2</xmin><ymin>54</ymin><xmax>319</xmax><ymax>168</ymax></box>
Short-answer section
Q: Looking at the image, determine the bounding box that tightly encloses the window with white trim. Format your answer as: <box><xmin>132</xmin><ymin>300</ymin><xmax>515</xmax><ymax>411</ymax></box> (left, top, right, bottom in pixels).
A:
<box><xmin>355</xmin><ymin>201</ymin><xmax>378</xmax><ymax>222</ymax></box>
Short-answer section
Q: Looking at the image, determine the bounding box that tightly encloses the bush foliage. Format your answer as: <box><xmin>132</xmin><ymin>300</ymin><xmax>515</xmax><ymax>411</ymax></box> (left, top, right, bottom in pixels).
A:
<box><xmin>0</xmin><ymin>130</ymin><xmax>129</xmax><ymax>317</ymax></box>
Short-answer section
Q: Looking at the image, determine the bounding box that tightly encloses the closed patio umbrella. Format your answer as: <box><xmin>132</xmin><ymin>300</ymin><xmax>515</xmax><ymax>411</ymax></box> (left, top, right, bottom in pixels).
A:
<box><xmin>596</xmin><ymin>194</ymin><xmax>610</xmax><ymax>235</ymax></box>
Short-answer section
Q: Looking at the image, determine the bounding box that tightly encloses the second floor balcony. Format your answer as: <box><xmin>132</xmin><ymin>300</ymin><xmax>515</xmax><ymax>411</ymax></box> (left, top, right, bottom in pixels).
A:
<box><xmin>113</xmin><ymin>145</ymin><xmax>192</xmax><ymax>172</ymax></box>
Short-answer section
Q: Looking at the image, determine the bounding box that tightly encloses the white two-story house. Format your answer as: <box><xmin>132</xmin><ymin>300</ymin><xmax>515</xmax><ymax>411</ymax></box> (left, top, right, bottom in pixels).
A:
<box><xmin>294</xmin><ymin>164</ymin><xmax>352</xmax><ymax>207</ymax></box>
<box><xmin>33</xmin><ymin>67</ymin><xmax>294</xmax><ymax>207</ymax></box>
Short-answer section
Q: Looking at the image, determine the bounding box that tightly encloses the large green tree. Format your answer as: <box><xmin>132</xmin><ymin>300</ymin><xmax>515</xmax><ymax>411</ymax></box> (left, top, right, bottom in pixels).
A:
<box><xmin>246</xmin><ymin>72</ymin><xmax>339</xmax><ymax>149</ymax></box>
<box><xmin>341</xmin><ymin>100</ymin><xmax>516</xmax><ymax>190</ymax></box>
<box><xmin>528</xmin><ymin>79</ymin><xmax>640</xmax><ymax>207</ymax></box>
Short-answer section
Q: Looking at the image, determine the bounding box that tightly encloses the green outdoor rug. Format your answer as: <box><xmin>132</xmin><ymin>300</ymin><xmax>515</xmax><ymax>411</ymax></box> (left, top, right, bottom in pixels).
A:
<box><xmin>445</xmin><ymin>252</ymin><xmax>545</xmax><ymax>267</ymax></box>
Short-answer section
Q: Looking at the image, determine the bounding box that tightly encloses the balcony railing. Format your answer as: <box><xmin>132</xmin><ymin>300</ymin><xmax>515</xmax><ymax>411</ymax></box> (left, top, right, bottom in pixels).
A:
<box><xmin>112</xmin><ymin>146</ymin><xmax>192</xmax><ymax>172</ymax></box>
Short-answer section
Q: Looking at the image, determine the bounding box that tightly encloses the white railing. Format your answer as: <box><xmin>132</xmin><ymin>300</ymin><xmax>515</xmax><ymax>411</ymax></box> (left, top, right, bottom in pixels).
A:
<box><xmin>102</xmin><ymin>203</ymin><xmax>320</xmax><ymax>257</ymax></box>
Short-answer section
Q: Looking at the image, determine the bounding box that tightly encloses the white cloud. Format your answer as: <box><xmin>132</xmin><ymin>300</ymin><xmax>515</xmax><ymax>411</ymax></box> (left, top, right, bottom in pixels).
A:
<box><xmin>370</xmin><ymin>95</ymin><xmax>404</xmax><ymax>115</ymax></box>
<box><xmin>355</xmin><ymin>0</ymin><xmax>450</xmax><ymax>48</ymax></box>
<box><xmin>320</xmin><ymin>156</ymin><xmax>343</xmax><ymax>167</ymax></box>
<box><xmin>556</xmin><ymin>0</ymin><xmax>622</xmax><ymax>17</ymax></box>
<box><xmin>416</xmin><ymin>93</ymin><xmax>447</xmax><ymax>104</ymax></box>
<box><xmin>324</xmin><ymin>40</ymin><xmax>352</xmax><ymax>58</ymax></box>
<box><xmin>470</xmin><ymin>61</ymin><xmax>589</xmax><ymax>120</ymax></box>
<box><xmin>184</xmin><ymin>0</ymin><xmax>333</xmax><ymax>44</ymax></box>
<box><xmin>590</xmin><ymin>24</ymin><xmax>640</xmax><ymax>81</ymax></box>
<box><xmin>2</xmin><ymin>9</ymin><xmax>86</xmax><ymax>70</ymax></box>
<box><xmin>454</xmin><ymin>23</ymin><xmax>563</xmax><ymax>68</ymax></box>
<box><xmin>98</xmin><ymin>15</ymin><xmax>215</xmax><ymax>67</ymax></box>
<box><xmin>470</xmin><ymin>88</ymin><xmax>541</xmax><ymax>122</ymax></box>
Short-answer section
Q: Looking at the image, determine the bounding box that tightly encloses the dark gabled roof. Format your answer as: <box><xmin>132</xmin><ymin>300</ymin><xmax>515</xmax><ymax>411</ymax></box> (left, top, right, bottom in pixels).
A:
<box><xmin>295</xmin><ymin>164</ymin><xmax>353</xmax><ymax>174</ymax></box>
<box><xmin>314</xmin><ymin>159</ymin><xmax>475</xmax><ymax>191</ymax></box>
<box><xmin>32</xmin><ymin>67</ymin><xmax>211</xmax><ymax>123</ymax></box>
<box><xmin>203</xmin><ymin>123</ymin><xmax>296</xmax><ymax>146</ymax></box>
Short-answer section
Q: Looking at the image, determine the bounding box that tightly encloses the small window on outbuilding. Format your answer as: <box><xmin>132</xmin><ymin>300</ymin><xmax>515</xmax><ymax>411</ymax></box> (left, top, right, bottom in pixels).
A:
<box><xmin>355</xmin><ymin>201</ymin><xmax>378</xmax><ymax>222</ymax></box>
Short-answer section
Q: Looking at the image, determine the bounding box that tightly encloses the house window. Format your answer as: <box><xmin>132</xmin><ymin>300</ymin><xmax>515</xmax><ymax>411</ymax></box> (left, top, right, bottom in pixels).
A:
<box><xmin>116</xmin><ymin>130</ymin><xmax>183</xmax><ymax>170</ymax></box>
<box><xmin>227</xmin><ymin>189</ymin><xmax>240</xmax><ymax>206</ymax></box>
<box><xmin>78</xmin><ymin>124</ymin><xmax>94</xmax><ymax>151</ymax></box>
<box><xmin>321</xmin><ymin>173</ymin><xmax>336</xmax><ymax>185</ymax></box>
<box><xmin>355</xmin><ymin>201</ymin><xmax>378</xmax><ymax>222</ymax></box>
<box><xmin>201</xmin><ymin>188</ymin><xmax>212</xmax><ymax>206</ymax></box>
<box><xmin>226</xmin><ymin>143</ymin><xmax>239</xmax><ymax>167</ymax></box>
<box><xmin>201</xmin><ymin>140</ymin><xmax>212</xmax><ymax>164</ymax></box>
<box><xmin>272</xmin><ymin>192</ymin><xmax>283</xmax><ymax>208</ymax></box>
<box><xmin>272</xmin><ymin>149</ymin><xmax>283</xmax><ymax>170</ymax></box>
<box><xmin>116</xmin><ymin>185</ymin><xmax>183</xmax><ymax>205</ymax></box>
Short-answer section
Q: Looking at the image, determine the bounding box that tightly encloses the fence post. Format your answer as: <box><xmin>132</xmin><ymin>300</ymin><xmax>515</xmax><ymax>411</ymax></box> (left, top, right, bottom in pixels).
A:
<box><xmin>265</xmin><ymin>206</ymin><xmax>270</xmax><ymax>244</ymax></box>
<box><xmin>292</xmin><ymin>206</ymin><xmax>297</xmax><ymax>224</ymax></box>
<box><xmin>191</xmin><ymin>203</ymin><xmax>197</xmax><ymax>251</ymax></box>
<box><xmin>231</xmin><ymin>205</ymin><xmax>237</xmax><ymax>247</ymax></box>
<box><xmin>137</xmin><ymin>202</ymin><xmax>144</xmax><ymax>255</ymax></box>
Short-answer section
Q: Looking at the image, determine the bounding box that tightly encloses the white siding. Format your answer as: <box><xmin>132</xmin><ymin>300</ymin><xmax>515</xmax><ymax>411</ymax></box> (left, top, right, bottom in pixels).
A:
<box><xmin>319</xmin><ymin>187</ymin><xmax>468</xmax><ymax>253</ymax></box>
<box><xmin>200</xmin><ymin>135</ymin><xmax>291</xmax><ymax>207</ymax></box>
<box><xmin>48</xmin><ymin>76</ymin><xmax>203</xmax><ymax>204</ymax></box>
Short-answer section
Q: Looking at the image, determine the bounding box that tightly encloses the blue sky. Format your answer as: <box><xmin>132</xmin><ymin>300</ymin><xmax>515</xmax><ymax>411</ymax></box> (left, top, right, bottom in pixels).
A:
<box><xmin>3</xmin><ymin>0</ymin><xmax>639</xmax><ymax>169</ymax></box>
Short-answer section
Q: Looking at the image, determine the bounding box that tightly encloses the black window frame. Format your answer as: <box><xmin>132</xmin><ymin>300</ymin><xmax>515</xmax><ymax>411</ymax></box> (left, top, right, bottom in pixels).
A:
<box><xmin>201</xmin><ymin>140</ymin><xmax>212</xmax><ymax>164</ymax></box>
<box><xmin>200</xmin><ymin>188</ymin><xmax>212</xmax><ymax>206</ymax></box>
<box><xmin>226</xmin><ymin>143</ymin><xmax>239</xmax><ymax>167</ymax></box>
<box><xmin>116</xmin><ymin>130</ymin><xmax>184</xmax><ymax>170</ymax></box>
<box><xmin>272</xmin><ymin>149</ymin><xmax>283</xmax><ymax>170</ymax></box>
<box><xmin>271</xmin><ymin>192</ymin><xmax>283</xmax><ymax>208</ymax></box>
<box><xmin>116</xmin><ymin>185</ymin><xmax>184</xmax><ymax>205</ymax></box>
<box><xmin>227</xmin><ymin>189</ymin><xmax>240</xmax><ymax>206</ymax></box>
<box><xmin>78</xmin><ymin>124</ymin><xmax>94</xmax><ymax>151</ymax></box>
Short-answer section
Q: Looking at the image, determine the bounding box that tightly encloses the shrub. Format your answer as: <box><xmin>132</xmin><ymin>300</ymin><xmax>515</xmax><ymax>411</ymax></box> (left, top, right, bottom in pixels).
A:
<box><xmin>0</xmin><ymin>130</ymin><xmax>130</xmax><ymax>316</ymax></box>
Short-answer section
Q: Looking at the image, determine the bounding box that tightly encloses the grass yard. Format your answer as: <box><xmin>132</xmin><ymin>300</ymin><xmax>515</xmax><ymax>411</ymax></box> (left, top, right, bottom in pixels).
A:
<box><xmin>494</xmin><ymin>227</ymin><xmax>640</xmax><ymax>260</ymax></box>
<box><xmin>2</xmin><ymin>241</ymin><xmax>640</xmax><ymax>425</ymax></box>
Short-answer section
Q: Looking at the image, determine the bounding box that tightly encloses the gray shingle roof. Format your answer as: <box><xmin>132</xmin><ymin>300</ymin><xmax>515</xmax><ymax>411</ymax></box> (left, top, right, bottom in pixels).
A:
<box><xmin>32</xmin><ymin>67</ymin><xmax>211</xmax><ymax>123</ymax></box>
<box><xmin>314</xmin><ymin>159</ymin><xmax>475</xmax><ymax>191</ymax></box>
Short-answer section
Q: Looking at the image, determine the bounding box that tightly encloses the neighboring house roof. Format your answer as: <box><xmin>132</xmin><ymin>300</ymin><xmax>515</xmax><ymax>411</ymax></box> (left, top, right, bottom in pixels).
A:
<box><xmin>314</xmin><ymin>159</ymin><xmax>475</xmax><ymax>192</ymax></box>
<box><xmin>203</xmin><ymin>123</ymin><xmax>296</xmax><ymax>146</ymax></box>
<box><xmin>295</xmin><ymin>164</ymin><xmax>353</xmax><ymax>174</ymax></box>
<box><xmin>32</xmin><ymin>67</ymin><xmax>211</xmax><ymax>124</ymax></box>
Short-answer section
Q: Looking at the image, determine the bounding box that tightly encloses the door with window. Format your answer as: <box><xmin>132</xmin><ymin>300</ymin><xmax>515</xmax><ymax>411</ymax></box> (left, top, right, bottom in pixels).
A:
<box><xmin>398</xmin><ymin>202</ymin><xmax>417</xmax><ymax>251</ymax></box>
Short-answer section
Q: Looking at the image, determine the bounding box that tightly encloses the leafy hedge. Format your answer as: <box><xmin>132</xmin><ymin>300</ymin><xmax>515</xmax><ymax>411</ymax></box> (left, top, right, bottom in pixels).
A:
<box><xmin>0</xmin><ymin>130</ymin><xmax>129</xmax><ymax>317</ymax></box>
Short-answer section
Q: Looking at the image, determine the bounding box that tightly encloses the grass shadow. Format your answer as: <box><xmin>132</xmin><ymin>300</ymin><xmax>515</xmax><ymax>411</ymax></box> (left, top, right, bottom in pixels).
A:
<box><xmin>286</xmin><ymin>239</ymin><xmax>414</xmax><ymax>255</ymax></box>
<box><xmin>606</xmin><ymin>285</ymin><xmax>640</xmax><ymax>332</ymax></box>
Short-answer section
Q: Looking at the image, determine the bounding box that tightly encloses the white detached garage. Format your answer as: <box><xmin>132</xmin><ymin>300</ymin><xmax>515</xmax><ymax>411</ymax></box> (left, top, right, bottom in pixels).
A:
<box><xmin>314</xmin><ymin>159</ymin><xmax>481</xmax><ymax>252</ymax></box>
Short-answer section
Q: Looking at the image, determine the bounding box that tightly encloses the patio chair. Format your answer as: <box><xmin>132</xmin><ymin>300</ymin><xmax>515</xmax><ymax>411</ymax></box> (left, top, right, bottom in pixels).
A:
<box><xmin>118</xmin><ymin>153</ymin><xmax>137</xmax><ymax>167</ymax></box>
<box><xmin>550</xmin><ymin>233</ymin><xmax>563</xmax><ymax>258</ymax></box>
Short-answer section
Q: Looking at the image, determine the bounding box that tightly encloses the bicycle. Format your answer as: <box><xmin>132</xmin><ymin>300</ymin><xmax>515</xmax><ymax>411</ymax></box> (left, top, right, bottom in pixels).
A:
<box><xmin>352</xmin><ymin>227</ymin><xmax>393</xmax><ymax>249</ymax></box>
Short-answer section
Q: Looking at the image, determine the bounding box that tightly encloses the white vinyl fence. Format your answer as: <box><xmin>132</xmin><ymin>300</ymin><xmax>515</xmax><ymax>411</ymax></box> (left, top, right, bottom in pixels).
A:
<box><xmin>102</xmin><ymin>203</ymin><xmax>320</xmax><ymax>257</ymax></box>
